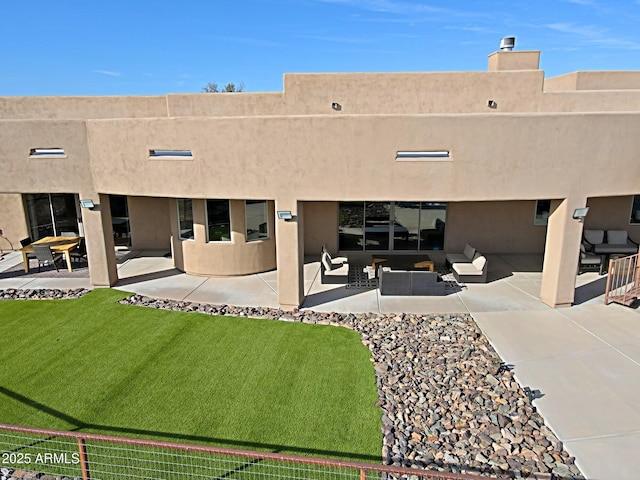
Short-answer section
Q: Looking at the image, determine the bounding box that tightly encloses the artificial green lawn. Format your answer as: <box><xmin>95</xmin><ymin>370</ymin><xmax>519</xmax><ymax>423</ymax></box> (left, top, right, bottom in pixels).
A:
<box><xmin>0</xmin><ymin>289</ymin><xmax>381</xmax><ymax>462</ymax></box>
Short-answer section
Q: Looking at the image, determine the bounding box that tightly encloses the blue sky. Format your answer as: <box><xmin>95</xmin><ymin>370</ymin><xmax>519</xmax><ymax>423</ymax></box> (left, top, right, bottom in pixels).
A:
<box><xmin>1</xmin><ymin>0</ymin><xmax>640</xmax><ymax>96</ymax></box>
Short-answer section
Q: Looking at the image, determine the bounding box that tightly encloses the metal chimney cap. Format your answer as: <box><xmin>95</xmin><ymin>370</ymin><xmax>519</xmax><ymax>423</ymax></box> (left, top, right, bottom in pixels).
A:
<box><xmin>500</xmin><ymin>36</ymin><xmax>515</xmax><ymax>51</ymax></box>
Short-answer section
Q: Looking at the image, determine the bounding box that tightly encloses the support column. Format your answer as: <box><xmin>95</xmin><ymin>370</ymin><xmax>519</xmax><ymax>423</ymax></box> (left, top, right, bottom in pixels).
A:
<box><xmin>540</xmin><ymin>197</ymin><xmax>587</xmax><ymax>308</ymax></box>
<box><xmin>80</xmin><ymin>192</ymin><xmax>118</xmax><ymax>287</ymax></box>
<box><xmin>275</xmin><ymin>200</ymin><xmax>305</xmax><ymax>310</ymax></box>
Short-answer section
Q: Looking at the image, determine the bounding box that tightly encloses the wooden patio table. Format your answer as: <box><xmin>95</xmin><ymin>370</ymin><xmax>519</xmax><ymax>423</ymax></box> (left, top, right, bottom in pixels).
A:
<box><xmin>21</xmin><ymin>236</ymin><xmax>81</xmax><ymax>272</ymax></box>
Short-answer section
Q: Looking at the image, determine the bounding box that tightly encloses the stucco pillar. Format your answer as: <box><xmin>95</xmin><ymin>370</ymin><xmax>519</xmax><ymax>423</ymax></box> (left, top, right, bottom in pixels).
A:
<box><xmin>80</xmin><ymin>192</ymin><xmax>118</xmax><ymax>287</ymax></box>
<box><xmin>540</xmin><ymin>197</ymin><xmax>587</xmax><ymax>308</ymax></box>
<box><xmin>275</xmin><ymin>200</ymin><xmax>305</xmax><ymax>310</ymax></box>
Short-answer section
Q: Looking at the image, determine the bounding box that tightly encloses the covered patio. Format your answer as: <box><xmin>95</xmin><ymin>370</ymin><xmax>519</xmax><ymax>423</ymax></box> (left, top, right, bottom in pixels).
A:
<box><xmin>0</xmin><ymin>249</ymin><xmax>608</xmax><ymax>314</ymax></box>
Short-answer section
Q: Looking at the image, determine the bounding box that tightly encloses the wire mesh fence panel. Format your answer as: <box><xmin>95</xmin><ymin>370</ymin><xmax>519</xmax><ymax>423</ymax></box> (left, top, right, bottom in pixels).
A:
<box><xmin>83</xmin><ymin>441</ymin><xmax>365</xmax><ymax>480</ymax></box>
<box><xmin>0</xmin><ymin>425</ymin><xmax>488</xmax><ymax>480</ymax></box>
<box><xmin>0</xmin><ymin>430</ymin><xmax>83</xmax><ymax>478</ymax></box>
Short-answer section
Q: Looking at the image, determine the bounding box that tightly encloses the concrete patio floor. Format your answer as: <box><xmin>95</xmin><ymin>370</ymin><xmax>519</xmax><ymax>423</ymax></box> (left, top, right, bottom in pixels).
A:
<box><xmin>1</xmin><ymin>249</ymin><xmax>638</xmax><ymax>479</ymax></box>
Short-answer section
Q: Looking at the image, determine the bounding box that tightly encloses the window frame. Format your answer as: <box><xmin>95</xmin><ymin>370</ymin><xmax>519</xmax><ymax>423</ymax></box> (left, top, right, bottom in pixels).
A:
<box><xmin>245</xmin><ymin>200</ymin><xmax>269</xmax><ymax>242</ymax></box>
<box><xmin>630</xmin><ymin>195</ymin><xmax>640</xmax><ymax>224</ymax></box>
<box><xmin>206</xmin><ymin>199</ymin><xmax>232</xmax><ymax>243</ymax></box>
<box><xmin>177</xmin><ymin>199</ymin><xmax>194</xmax><ymax>241</ymax></box>
<box><xmin>534</xmin><ymin>200</ymin><xmax>551</xmax><ymax>226</ymax></box>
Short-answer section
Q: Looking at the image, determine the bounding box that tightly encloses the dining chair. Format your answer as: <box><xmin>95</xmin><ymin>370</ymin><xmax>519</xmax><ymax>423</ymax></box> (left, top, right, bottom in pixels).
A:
<box><xmin>70</xmin><ymin>238</ymin><xmax>87</xmax><ymax>263</ymax></box>
<box><xmin>20</xmin><ymin>237</ymin><xmax>36</xmax><ymax>260</ymax></box>
<box><xmin>32</xmin><ymin>245</ymin><xmax>64</xmax><ymax>272</ymax></box>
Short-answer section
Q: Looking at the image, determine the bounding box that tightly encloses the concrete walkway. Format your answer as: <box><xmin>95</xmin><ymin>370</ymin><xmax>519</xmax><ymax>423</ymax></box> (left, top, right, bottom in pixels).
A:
<box><xmin>1</xmin><ymin>249</ymin><xmax>638</xmax><ymax>479</ymax></box>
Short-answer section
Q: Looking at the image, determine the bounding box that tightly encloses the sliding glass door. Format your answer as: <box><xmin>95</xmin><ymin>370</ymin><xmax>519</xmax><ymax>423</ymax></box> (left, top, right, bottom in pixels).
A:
<box><xmin>23</xmin><ymin>193</ymin><xmax>79</xmax><ymax>240</ymax></box>
<box><xmin>338</xmin><ymin>201</ymin><xmax>446</xmax><ymax>251</ymax></box>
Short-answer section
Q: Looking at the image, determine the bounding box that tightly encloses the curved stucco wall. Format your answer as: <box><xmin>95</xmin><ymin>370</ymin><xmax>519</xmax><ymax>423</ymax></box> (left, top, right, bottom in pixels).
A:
<box><xmin>170</xmin><ymin>198</ymin><xmax>276</xmax><ymax>276</ymax></box>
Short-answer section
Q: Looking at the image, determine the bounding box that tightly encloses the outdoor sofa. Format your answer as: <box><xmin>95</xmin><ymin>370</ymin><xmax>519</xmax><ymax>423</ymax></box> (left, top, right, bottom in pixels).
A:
<box><xmin>583</xmin><ymin>229</ymin><xmax>639</xmax><ymax>274</ymax></box>
<box><xmin>378</xmin><ymin>266</ymin><xmax>445</xmax><ymax>296</ymax></box>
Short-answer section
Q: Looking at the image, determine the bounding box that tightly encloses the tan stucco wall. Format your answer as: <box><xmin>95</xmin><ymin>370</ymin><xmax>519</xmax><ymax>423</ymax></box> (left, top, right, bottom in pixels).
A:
<box><xmin>445</xmin><ymin>201</ymin><xmax>547</xmax><ymax>254</ymax></box>
<box><xmin>171</xmin><ymin>199</ymin><xmax>276</xmax><ymax>276</ymax></box>
<box><xmin>0</xmin><ymin>120</ymin><xmax>94</xmax><ymax>194</ymax></box>
<box><xmin>545</xmin><ymin>72</ymin><xmax>640</xmax><ymax>91</ymax></box>
<box><xmin>585</xmin><ymin>196</ymin><xmax>640</xmax><ymax>238</ymax></box>
<box><xmin>0</xmin><ymin>194</ymin><xmax>28</xmax><ymax>250</ymax></box>
<box><xmin>488</xmin><ymin>51</ymin><xmax>540</xmax><ymax>71</ymax></box>
<box><xmin>0</xmin><ymin>96</ymin><xmax>167</xmax><ymax>119</ymax></box>
<box><xmin>303</xmin><ymin>201</ymin><xmax>338</xmax><ymax>255</ymax></box>
<box><xmin>128</xmin><ymin>196</ymin><xmax>172</xmax><ymax>250</ymax></box>
<box><xmin>80</xmin><ymin>113</ymin><xmax>640</xmax><ymax>202</ymax></box>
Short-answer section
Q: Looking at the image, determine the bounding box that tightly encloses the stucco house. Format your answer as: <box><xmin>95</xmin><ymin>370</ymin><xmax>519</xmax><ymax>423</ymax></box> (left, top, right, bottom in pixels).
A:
<box><xmin>1</xmin><ymin>40</ymin><xmax>639</xmax><ymax>309</ymax></box>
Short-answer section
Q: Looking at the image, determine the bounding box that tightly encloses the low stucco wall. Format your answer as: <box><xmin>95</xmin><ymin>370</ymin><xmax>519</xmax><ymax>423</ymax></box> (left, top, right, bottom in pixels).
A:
<box><xmin>170</xmin><ymin>199</ymin><xmax>276</xmax><ymax>276</ymax></box>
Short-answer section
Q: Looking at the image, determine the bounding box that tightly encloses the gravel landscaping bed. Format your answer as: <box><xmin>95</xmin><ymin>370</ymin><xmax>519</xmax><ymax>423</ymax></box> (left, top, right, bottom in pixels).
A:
<box><xmin>0</xmin><ymin>289</ymin><xmax>584</xmax><ymax>479</ymax></box>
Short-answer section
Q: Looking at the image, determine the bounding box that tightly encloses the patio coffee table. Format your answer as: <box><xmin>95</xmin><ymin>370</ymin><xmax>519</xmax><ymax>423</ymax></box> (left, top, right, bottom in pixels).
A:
<box><xmin>412</xmin><ymin>259</ymin><xmax>435</xmax><ymax>271</ymax></box>
<box><xmin>371</xmin><ymin>255</ymin><xmax>434</xmax><ymax>275</ymax></box>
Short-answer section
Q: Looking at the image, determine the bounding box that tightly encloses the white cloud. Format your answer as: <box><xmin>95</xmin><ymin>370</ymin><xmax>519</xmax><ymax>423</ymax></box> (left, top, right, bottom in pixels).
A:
<box><xmin>545</xmin><ymin>22</ymin><xmax>640</xmax><ymax>50</ymax></box>
<box><xmin>92</xmin><ymin>70</ymin><xmax>121</xmax><ymax>77</ymax></box>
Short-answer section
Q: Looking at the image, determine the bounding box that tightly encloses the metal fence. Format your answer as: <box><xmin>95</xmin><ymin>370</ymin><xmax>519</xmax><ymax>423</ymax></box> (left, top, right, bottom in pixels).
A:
<box><xmin>604</xmin><ymin>253</ymin><xmax>640</xmax><ymax>306</ymax></box>
<box><xmin>0</xmin><ymin>423</ymin><xmax>489</xmax><ymax>480</ymax></box>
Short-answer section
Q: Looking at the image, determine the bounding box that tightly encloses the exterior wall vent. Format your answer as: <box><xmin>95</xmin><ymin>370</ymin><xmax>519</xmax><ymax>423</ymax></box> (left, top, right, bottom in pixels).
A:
<box><xmin>396</xmin><ymin>151</ymin><xmax>451</xmax><ymax>161</ymax></box>
<box><xmin>149</xmin><ymin>149</ymin><xmax>193</xmax><ymax>159</ymax></box>
<box><xmin>29</xmin><ymin>148</ymin><xmax>66</xmax><ymax>158</ymax></box>
<box><xmin>500</xmin><ymin>36</ymin><xmax>515</xmax><ymax>51</ymax></box>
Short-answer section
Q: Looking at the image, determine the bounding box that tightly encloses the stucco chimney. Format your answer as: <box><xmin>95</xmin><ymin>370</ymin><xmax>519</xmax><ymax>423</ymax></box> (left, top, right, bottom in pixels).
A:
<box><xmin>488</xmin><ymin>36</ymin><xmax>540</xmax><ymax>71</ymax></box>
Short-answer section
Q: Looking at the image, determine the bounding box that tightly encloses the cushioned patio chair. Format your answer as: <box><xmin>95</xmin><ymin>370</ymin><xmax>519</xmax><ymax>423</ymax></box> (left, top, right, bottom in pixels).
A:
<box><xmin>445</xmin><ymin>243</ymin><xmax>476</xmax><ymax>266</ymax></box>
<box><xmin>32</xmin><ymin>245</ymin><xmax>64</xmax><ymax>272</ymax></box>
<box><xmin>320</xmin><ymin>250</ymin><xmax>349</xmax><ymax>284</ymax></box>
<box><xmin>452</xmin><ymin>254</ymin><xmax>488</xmax><ymax>283</ymax></box>
<box><xmin>578</xmin><ymin>244</ymin><xmax>602</xmax><ymax>274</ymax></box>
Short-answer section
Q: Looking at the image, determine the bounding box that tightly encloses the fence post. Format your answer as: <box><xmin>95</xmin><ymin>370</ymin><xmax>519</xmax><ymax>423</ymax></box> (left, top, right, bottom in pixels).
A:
<box><xmin>360</xmin><ymin>467</ymin><xmax>367</xmax><ymax>480</ymax></box>
<box><xmin>78</xmin><ymin>438</ymin><xmax>91</xmax><ymax>480</ymax></box>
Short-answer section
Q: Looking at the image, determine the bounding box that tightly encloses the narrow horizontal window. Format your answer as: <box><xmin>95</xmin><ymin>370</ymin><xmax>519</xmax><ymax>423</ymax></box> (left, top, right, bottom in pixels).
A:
<box><xmin>149</xmin><ymin>149</ymin><xmax>193</xmax><ymax>159</ymax></box>
<box><xmin>396</xmin><ymin>151</ymin><xmax>450</xmax><ymax>160</ymax></box>
<box><xmin>29</xmin><ymin>148</ymin><xmax>66</xmax><ymax>157</ymax></box>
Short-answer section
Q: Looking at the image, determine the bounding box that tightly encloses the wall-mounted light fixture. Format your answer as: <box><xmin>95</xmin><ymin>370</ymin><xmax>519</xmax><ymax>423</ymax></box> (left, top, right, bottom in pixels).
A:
<box><xmin>487</xmin><ymin>100</ymin><xmax>497</xmax><ymax>109</ymax></box>
<box><xmin>572</xmin><ymin>207</ymin><xmax>590</xmax><ymax>220</ymax></box>
<box><xmin>331</xmin><ymin>102</ymin><xmax>341</xmax><ymax>111</ymax></box>
<box><xmin>277</xmin><ymin>210</ymin><xmax>293</xmax><ymax>221</ymax></box>
<box><xmin>80</xmin><ymin>199</ymin><xmax>95</xmax><ymax>210</ymax></box>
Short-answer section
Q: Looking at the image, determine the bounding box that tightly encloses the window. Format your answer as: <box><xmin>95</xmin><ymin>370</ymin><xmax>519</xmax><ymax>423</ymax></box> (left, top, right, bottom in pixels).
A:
<box><xmin>206</xmin><ymin>200</ymin><xmax>231</xmax><ymax>242</ymax></box>
<box><xmin>246</xmin><ymin>200</ymin><xmax>268</xmax><ymax>241</ymax></box>
<box><xmin>396</xmin><ymin>150</ymin><xmax>450</xmax><ymax>161</ymax></box>
<box><xmin>29</xmin><ymin>148</ymin><xmax>66</xmax><ymax>158</ymax></box>
<box><xmin>338</xmin><ymin>201</ymin><xmax>447</xmax><ymax>251</ymax></box>
<box><xmin>631</xmin><ymin>195</ymin><xmax>640</xmax><ymax>224</ymax></box>
<box><xmin>23</xmin><ymin>193</ymin><xmax>78</xmax><ymax>240</ymax></box>
<box><xmin>110</xmin><ymin>195</ymin><xmax>131</xmax><ymax>246</ymax></box>
<box><xmin>177</xmin><ymin>199</ymin><xmax>194</xmax><ymax>240</ymax></box>
<box><xmin>534</xmin><ymin>200</ymin><xmax>551</xmax><ymax>226</ymax></box>
<box><xmin>149</xmin><ymin>149</ymin><xmax>193</xmax><ymax>159</ymax></box>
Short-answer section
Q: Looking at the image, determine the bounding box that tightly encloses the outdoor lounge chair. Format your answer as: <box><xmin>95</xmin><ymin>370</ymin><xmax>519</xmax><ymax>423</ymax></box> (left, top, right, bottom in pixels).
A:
<box><xmin>320</xmin><ymin>249</ymin><xmax>349</xmax><ymax>284</ymax></box>
<box><xmin>32</xmin><ymin>245</ymin><xmax>64</xmax><ymax>272</ymax></box>
<box><xmin>578</xmin><ymin>244</ymin><xmax>602</xmax><ymax>274</ymax></box>
<box><xmin>445</xmin><ymin>243</ymin><xmax>476</xmax><ymax>266</ymax></box>
<box><xmin>452</xmin><ymin>254</ymin><xmax>488</xmax><ymax>283</ymax></box>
